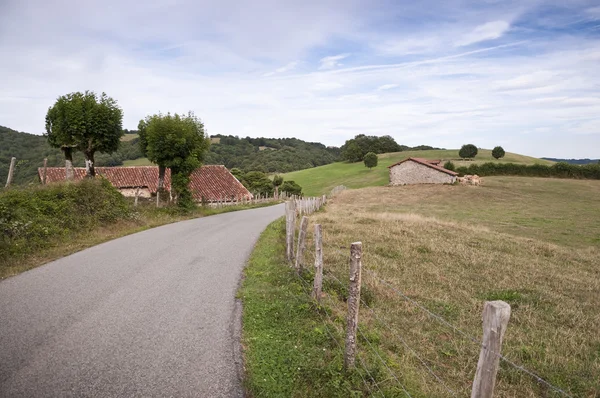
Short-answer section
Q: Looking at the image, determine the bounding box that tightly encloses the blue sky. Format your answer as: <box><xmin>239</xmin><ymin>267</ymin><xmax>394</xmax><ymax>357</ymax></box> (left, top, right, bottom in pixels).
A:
<box><xmin>1</xmin><ymin>0</ymin><xmax>599</xmax><ymax>157</ymax></box>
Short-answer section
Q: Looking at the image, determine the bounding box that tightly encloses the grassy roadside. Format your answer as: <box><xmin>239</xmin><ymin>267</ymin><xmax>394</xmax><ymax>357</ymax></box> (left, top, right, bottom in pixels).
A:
<box><xmin>241</xmin><ymin>218</ymin><xmax>413</xmax><ymax>397</ymax></box>
<box><xmin>1</xmin><ymin>182</ymin><xmax>278</xmax><ymax>279</ymax></box>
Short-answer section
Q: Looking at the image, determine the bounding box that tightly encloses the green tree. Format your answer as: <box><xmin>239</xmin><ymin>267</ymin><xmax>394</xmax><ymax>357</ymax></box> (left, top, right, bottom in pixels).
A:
<box><xmin>492</xmin><ymin>146</ymin><xmax>505</xmax><ymax>160</ymax></box>
<box><xmin>138</xmin><ymin>112</ymin><xmax>210</xmax><ymax>209</ymax></box>
<box><xmin>230</xmin><ymin>168</ymin><xmax>245</xmax><ymax>183</ymax></box>
<box><xmin>459</xmin><ymin>144</ymin><xmax>478</xmax><ymax>159</ymax></box>
<box><xmin>45</xmin><ymin>91</ymin><xmax>123</xmax><ymax>178</ymax></box>
<box><xmin>243</xmin><ymin>171</ymin><xmax>274</xmax><ymax>196</ymax></box>
<box><xmin>342</xmin><ymin>141</ymin><xmax>363</xmax><ymax>162</ymax></box>
<box><xmin>281</xmin><ymin>180</ymin><xmax>302</xmax><ymax>196</ymax></box>
<box><xmin>443</xmin><ymin>161</ymin><xmax>456</xmax><ymax>171</ymax></box>
<box><xmin>272</xmin><ymin>174</ymin><xmax>284</xmax><ymax>198</ymax></box>
<box><xmin>363</xmin><ymin>152</ymin><xmax>378</xmax><ymax>169</ymax></box>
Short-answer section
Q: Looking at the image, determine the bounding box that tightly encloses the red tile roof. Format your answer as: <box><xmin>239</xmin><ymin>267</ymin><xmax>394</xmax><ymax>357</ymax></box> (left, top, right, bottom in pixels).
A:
<box><xmin>39</xmin><ymin>166</ymin><xmax>252</xmax><ymax>201</ymax></box>
<box><xmin>387</xmin><ymin>157</ymin><xmax>458</xmax><ymax>176</ymax></box>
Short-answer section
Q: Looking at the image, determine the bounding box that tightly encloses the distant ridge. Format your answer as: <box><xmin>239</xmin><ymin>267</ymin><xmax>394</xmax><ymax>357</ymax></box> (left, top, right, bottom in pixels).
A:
<box><xmin>542</xmin><ymin>158</ymin><xmax>599</xmax><ymax>165</ymax></box>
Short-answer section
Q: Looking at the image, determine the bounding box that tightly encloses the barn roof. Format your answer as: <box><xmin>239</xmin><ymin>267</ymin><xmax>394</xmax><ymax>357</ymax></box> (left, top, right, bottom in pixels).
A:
<box><xmin>387</xmin><ymin>157</ymin><xmax>458</xmax><ymax>176</ymax></box>
<box><xmin>38</xmin><ymin>165</ymin><xmax>252</xmax><ymax>201</ymax></box>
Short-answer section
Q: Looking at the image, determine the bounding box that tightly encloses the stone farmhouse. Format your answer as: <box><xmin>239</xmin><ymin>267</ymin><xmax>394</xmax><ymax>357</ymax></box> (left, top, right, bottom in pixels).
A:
<box><xmin>388</xmin><ymin>157</ymin><xmax>458</xmax><ymax>185</ymax></box>
<box><xmin>38</xmin><ymin>165</ymin><xmax>253</xmax><ymax>202</ymax></box>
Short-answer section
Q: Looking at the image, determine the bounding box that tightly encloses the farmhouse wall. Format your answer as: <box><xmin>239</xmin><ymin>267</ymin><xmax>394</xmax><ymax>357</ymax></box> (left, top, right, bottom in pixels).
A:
<box><xmin>119</xmin><ymin>188</ymin><xmax>152</xmax><ymax>198</ymax></box>
<box><xmin>389</xmin><ymin>161</ymin><xmax>456</xmax><ymax>185</ymax></box>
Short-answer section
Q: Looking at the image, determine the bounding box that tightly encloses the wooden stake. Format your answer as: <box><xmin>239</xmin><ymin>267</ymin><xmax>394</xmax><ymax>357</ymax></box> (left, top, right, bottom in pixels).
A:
<box><xmin>42</xmin><ymin>158</ymin><xmax>48</xmax><ymax>185</ymax></box>
<box><xmin>294</xmin><ymin>216</ymin><xmax>309</xmax><ymax>272</ymax></box>
<box><xmin>471</xmin><ymin>301</ymin><xmax>511</xmax><ymax>398</ymax></box>
<box><xmin>344</xmin><ymin>242</ymin><xmax>363</xmax><ymax>369</ymax></box>
<box><xmin>286</xmin><ymin>201</ymin><xmax>296</xmax><ymax>262</ymax></box>
<box><xmin>312</xmin><ymin>224</ymin><xmax>323</xmax><ymax>302</ymax></box>
<box><xmin>134</xmin><ymin>188</ymin><xmax>140</xmax><ymax>207</ymax></box>
<box><xmin>5</xmin><ymin>157</ymin><xmax>16</xmax><ymax>188</ymax></box>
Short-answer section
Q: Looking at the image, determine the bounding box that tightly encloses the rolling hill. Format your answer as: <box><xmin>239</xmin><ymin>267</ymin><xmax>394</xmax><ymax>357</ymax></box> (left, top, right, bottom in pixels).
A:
<box><xmin>282</xmin><ymin>149</ymin><xmax>554</xmax><ymax>196</ymax></box>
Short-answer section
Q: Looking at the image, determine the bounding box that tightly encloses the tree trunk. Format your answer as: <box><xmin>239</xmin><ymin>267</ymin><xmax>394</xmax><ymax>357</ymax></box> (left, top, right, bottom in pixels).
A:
<box><xmin>63</xmin><ymin>147</ymin><xmax>74</xmax><ymax>181</ymax></box>
<box><xmin>156</xmin><ymin>166</ymin><xmax>166</xmax><ymax>205</ymax></box>
<box><xmin>84</xmin><ymin>151</ymin><xmax>96</xmax><ymax>177</ymax></box>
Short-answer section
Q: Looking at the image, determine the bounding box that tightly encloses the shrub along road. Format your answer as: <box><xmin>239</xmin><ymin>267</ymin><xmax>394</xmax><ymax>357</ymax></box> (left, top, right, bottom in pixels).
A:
<box><xmin>0</xmin><ymin>203</ymin><xmax>284</xmax><ymax>397</ymax></box>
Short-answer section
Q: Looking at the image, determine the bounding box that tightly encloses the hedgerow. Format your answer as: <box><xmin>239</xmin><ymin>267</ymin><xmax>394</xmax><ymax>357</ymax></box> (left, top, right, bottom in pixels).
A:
<box><xmin>456</xmin><ymin>162</ymin><xmax>600</xmax><ymax>179</ymax></box>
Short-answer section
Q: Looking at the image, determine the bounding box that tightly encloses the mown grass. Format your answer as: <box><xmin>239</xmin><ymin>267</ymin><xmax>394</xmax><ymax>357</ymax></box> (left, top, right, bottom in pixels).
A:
<box><xmin>283</xmin><ymin>149</ymin><xmax>553</xmax><ymax>196</ymax></box>
<box><xmin>243</xmin><ymin>177</ymin><xmax>600</xmax><ymax>397</ymax></box>
<box><xmin>123</xmin><ymin>157</ymin><xmax>153</xmax><ymax>166</ymax></box>
<box><xmin>0</xmin><ymin>181</ymin><xmax>278</xmax><ymax>279</ymax></box>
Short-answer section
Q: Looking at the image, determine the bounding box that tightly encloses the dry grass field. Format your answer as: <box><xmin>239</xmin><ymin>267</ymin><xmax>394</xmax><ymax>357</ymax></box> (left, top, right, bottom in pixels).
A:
<box><xmin>300</xmin><ymin>177</ymin><xmax>599</xmax><ymax>396</ymax></box>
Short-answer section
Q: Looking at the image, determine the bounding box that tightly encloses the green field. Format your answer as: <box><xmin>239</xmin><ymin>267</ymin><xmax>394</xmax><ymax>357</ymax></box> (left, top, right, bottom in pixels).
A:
<box><xmin>283</xmin><ymin>149</ymin><xmax>553</xmax><ymax>196</ymax></box>
<box><xmin>242</xmin><ymin>177</ymin><xmax>600</xmax><ymax>396</ymax></box>
<box><xmin>120</xmin><ymin>133</ymin><xmax>139</xmax><ymax>142</ymax></box>
<box><xmin>123</xmin><ymin>158</ymin><xmax>153</xmax><ymax>166</ymax></box>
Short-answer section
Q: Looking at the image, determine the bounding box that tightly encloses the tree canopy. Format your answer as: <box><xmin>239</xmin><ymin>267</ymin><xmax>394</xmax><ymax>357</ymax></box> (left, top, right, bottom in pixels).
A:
<box><xmin>363</xmin><ymin>152</ymin><xmax>378</xmax><ymax>169</ymax></box>
<box><xmin>492</xmin><ymin>146</ymin><xmax>506</xmax><ymax>160</ymax></box>
<box><xmin>138</xmin><ymin>112</ymin><xmax>210</xmax><ymax>208</ymax></box>
<box><xmin>45</xmin><ymin>91</ymin><xmax>123</xmax><ymax>177</ymax></box>
<box><xmin>459</xmin><ymin>144</ymin><xmax>478</xmax><ymax>159</ymax></box>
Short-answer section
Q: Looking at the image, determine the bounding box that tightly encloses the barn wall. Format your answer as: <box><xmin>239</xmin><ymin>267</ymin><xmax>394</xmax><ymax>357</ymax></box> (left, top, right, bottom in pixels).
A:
<box><xmin>389</xmin><ymin>161</ymin><xmax>456</xmax><ymax>185</ymax></box>
<box><xmin>118</xmin><ymin>188</ymin><xmax>152</xmax><ymax>198</ymax></box>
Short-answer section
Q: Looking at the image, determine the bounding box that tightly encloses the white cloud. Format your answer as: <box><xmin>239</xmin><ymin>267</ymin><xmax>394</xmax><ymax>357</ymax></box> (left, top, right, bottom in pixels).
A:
<box><xmin>263</xmin><ymin>61</ymin><xmax>298</xmax><ymax>77</ymax></box>
<box><xmin>318</xmin><ymin>54</ymin><xmax>350</xmax><ymax>70</ymax></box>
<box><xmin>377</xmin><ymin>84</ymin><xmax>398</xmax><ymax>91</ymax></box>
<box><xmin>455</xmin><ymin>20</ymin><xmax>511</xmax><ymax>47</ymax></box>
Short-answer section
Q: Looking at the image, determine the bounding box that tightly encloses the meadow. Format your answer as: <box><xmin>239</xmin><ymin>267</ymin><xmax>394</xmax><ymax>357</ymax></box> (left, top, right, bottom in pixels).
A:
<box><xmin>283</xmin><ymin>149</ymin><xmax>553</xmax><ymax>197</ymax></box>
<box><xmin>241</xmin><ymin>177</ymin><xmax>600</xmax><ymax>397</ymax></box>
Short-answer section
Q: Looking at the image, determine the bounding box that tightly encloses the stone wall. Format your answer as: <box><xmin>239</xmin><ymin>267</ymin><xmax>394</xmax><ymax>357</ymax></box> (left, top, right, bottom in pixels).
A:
<box><xmin>389</xmin><ymin>161</ymin><xmax>456</xmax><ymax>185</ymax></box>
<box><xmin>118</xmin><ymin>188</ymin><xmax>152</xmax><ymax>198</ymax></box>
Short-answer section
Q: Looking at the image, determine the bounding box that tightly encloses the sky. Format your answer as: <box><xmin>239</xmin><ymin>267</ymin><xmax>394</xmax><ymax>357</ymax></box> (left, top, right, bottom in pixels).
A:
<box><xmin>1</xmin><ymin>0</ymin><xmax>599</xmax><ymax>158</ymax></box>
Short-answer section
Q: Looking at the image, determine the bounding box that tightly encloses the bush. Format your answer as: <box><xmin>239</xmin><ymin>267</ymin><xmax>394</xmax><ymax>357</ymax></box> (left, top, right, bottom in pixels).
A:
<box><xmin>363</xmin><ymin>152</ymin><xmax>378</xmax><ymax>169</ymax></box>
<box><xmin>1</xmin><ymin>179</ymin><xmax>131</xmax><ymax>260</ymax></box>
<box><xmin>443</xmin><ymin>161</ymin><xmax>456</xmax><ymax>171</ymax></box>
<box><xmin>459</xmin><ymin>144</ymin><xmax>478</xmax><ymax>159</ymax></box>
<box><xmin>455</xmin><ymin>162</ymin><xmax>600</xmax><ymax>179</ymax></box>
<box><xmin>492</xmin><ymin>146</ymin><xmax>505</xmax><ymax>160</ymax></box>
<box><xmin>281</xmin><ymin>180</ymin><xmax>302</xmax><ymax>196</ymax></box>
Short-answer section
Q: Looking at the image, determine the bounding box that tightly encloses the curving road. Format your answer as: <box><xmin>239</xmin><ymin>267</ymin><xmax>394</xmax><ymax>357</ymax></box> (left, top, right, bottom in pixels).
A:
<box><xmin>0</xmin><ymin>204</ymin><xmax>284</xmax><ymax>397</ymax></box>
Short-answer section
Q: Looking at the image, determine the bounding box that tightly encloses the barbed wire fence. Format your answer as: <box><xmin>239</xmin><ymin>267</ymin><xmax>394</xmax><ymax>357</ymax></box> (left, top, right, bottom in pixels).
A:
<box><xmin>282</xmin><ymin>185</ymin><xmax>573</xmax><ymax>398</ymax></box>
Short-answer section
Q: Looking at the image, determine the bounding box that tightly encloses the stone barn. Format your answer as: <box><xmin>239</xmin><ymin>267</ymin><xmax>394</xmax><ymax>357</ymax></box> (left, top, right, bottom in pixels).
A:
<box><xmin>39</xmin><ymin>165</ymin><xmax>253</xmax><ymax>202</ymax></box>
<box><xmin>388</xmin><ymin>157</ymin><xmax>458</xmax><ymax>185</ymax></box>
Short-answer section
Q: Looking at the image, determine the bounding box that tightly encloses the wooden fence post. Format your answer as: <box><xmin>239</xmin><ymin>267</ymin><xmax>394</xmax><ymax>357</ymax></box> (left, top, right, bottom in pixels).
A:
<box><xmin>471</xmin><ymin>301</ymin><xmax>511</xmax><ymax>398</ymax></box>
<box><xmin>344</xmin><ymin>242</ymin><xmax>363</xmax><ymax>369</ymax></box>
<box><xmin>312</xmin><ymin>224</ymin><xmax>323</xmax><ymax>302</ymax></box>
<box><xmin>134</xmin><ymin>188</ymin><xmax>140</xmax><ymax>207</ymax></box>
<box><xmin>42</xmin><ymin>158</ymin><xmax>48</xmax><ymax>185</ymax></box>
<box><xmin>294</xmin><ymin>216</ymin><xmax>309</xmax><ymax>272</ymax></box>
<box><xmin>5</xmin><ymin>157</ymin><xmax>16</xmax><ymax>188</ymax></box>
<box><xmin>286</xmin><ymin>201</ymin><xmax>296</xmax><ymax>262</ymax></box>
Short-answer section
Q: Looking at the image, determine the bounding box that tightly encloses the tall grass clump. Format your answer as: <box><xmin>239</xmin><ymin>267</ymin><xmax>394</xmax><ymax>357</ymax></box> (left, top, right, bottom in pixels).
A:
<box><xmin>0</xmin><ymin>179</ymin><xmax>131</xmax><ymax>261</ymax></box>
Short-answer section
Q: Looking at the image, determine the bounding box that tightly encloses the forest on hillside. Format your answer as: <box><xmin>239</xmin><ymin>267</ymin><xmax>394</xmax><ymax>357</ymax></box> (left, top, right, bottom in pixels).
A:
<box><xmin>205</xmin><ymin>135</ymin><xmax>340</xmax><ymax>173</ymax></box>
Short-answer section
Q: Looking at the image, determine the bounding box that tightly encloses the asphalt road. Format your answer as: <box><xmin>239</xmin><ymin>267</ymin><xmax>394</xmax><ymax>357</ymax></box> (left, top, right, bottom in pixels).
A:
<box><xmin>0</xmin><ymin>204</ymin><xmax>284</xmax><ymax>397</ymax></box>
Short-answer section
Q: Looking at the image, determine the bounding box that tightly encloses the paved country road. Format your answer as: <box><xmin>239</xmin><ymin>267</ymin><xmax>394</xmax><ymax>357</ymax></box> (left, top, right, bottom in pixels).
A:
<box><xmin>0</xmin><ymin>204</ymin><xmax>284</xmax><ymax>398</ymax></box>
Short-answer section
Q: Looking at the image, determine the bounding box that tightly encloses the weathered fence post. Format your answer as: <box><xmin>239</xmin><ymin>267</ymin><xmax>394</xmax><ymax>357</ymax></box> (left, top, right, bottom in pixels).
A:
<box><xmin>344</xmin><ymin>242</ymin><xmax>363</xmax><ymax>369</ymax></box>
<box><xmin>312</xmin><ymin>224</ymin><xmax>323</xmax><ymax>302</ymax></box>
<box><xmin>42</xmin><ymin>158</ymin><xmax>48</xmax><ymax>185</ymax></box>
<box><xmin>294</xmin><ymin>216</ymin><xmax>309</xmax><ymax>272</ymax></box>
<box><xmin>286</xmin><ymin>201</ymin><xmax>296</xmax><ymax>262</ymax></box>
<box><xmin>471</xmin><ymin>301</ymin><xmax>511</xmax><ymax>398</ymax></box>
<box><xmin>5</xmin><ymin>157</ymin><xmax>16</xmax><ymax>188</ymax></box>
<box><xmin>134</xmin><ymin>188</ymin><xmax>140</xmax><ymax>207</ymax></box>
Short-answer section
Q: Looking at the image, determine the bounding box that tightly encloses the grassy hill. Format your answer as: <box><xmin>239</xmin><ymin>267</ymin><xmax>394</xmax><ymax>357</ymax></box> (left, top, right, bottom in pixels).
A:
<box><xmin>283</xmin><ymin>149</ymin><xmax>554</xmax><ymax>196</ymax></box>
